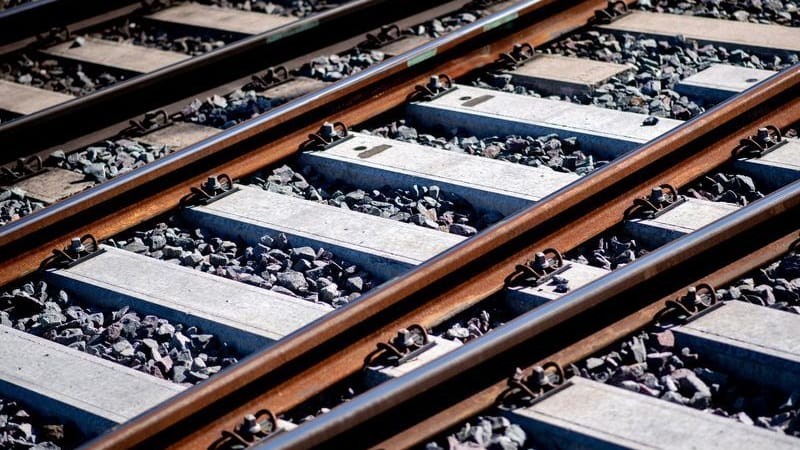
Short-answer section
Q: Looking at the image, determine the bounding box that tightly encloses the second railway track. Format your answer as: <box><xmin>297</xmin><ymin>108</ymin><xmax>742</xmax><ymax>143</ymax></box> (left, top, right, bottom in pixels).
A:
<box><xmin>0</xmin><ymin>0</ymin><xmax>799</xmax><ymax>449</ymax></box>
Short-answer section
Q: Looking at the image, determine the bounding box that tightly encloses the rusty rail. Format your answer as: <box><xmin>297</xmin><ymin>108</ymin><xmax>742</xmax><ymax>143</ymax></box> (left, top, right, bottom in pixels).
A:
<box><xmin>66</xmin><ymin>0</ymin><xmax>624</xmax><ymax>448</ymax></box>
<box><xmin>86</xmin><ymin>27</ymin><xmax>798</xmax><ymax>450</ymax></box>
<box><xmin>0</xmin><ymin>0</ymin><xmax>447</xmax><ymax>159</ymax></box>
<box><xmin>2</xmin><ymin>0</ymin><xmax>793</xmax><ymax>447</ymax></box>
<box><xmin>261</xmin><ymin>172</ymin><xmax>800</xmax><ymax>449</ymax></box>
<box><xmin>258</xmin><ymin>162</ymin><xmax>800</xmax><ymax>449</ymax></box>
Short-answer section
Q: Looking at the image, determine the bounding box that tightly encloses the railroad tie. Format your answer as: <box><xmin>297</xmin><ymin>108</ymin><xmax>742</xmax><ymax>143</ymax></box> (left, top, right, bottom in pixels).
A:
<box><xmin>406</xmin><ymin>84</ymin><xmax>683</xmax><ymax>159</ymax></box>
<box><xmin>299</xmin><ymin>131</ymin><xmax>580</xmax><ymax>216</ymax></box>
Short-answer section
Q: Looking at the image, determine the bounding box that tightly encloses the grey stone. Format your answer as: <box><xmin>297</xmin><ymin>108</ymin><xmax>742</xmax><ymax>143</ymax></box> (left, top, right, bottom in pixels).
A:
<box><xmin>112</xmin><ymin>339</ymin><xmax>135</xmax><ymax>357</ymax></box>
<box><xmin>276</xmin><ymin>270</ymin><xmax>308</xmax><ymax>293</ymax></box>
<box><xmin>450</xmin><ymin>223</ymin><xmax>478</xmax><ymax>236</ymax></box>
<box><xmin>162</xmin><ymin>246</ymin><xmax>183</xmax><ymax>259</ymax></box>
<box><xmin>318</xmin><ymin>284</ymin><xmax>339</xmax><ymax>303</ymax></box>
<box><xmin>292</xmin><ymin>247</ymin><xmax>317</xmax><ymax>261</ymax></box>
<box><xmin>209</xmin><ymin>253</ymin><xmax>228</xmax><ymax>267</ymax></box>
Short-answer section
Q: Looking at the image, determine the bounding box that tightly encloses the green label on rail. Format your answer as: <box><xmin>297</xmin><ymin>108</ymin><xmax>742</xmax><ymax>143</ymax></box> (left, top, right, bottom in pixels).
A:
<box><xmin>266</xmin><ymin>20</ymin><xmax>319</xmax><ymax>43</ymax></box>
<box><xmin>483</xmin><ymin>12</ymin><xmax>518</xmax><ymax>32</ymax></box>
<box><xmin>407</xmin><ymin>49</ymin><xmax>437</xmax><ymax>67</ymax></box>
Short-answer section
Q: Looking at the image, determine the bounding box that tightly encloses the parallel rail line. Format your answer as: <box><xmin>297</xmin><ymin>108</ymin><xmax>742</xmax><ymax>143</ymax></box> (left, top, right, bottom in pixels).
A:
<box><xmin>0</xmin><ymin>0</ymin><xmax>797</xmax><ymax>449</ymax></box>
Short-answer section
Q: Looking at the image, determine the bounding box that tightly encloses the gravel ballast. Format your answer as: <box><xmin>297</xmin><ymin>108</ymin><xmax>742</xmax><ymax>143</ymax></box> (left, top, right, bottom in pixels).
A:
<box><xmin>568</xmin><ymin>171</ymin><xmax>767</xmax><ymax>270</ymax></box>
<box><xmin>0</xmin><ymin>189</ymin><xmax>45</xmax><ymax>228</ymax></box>
<box><xmin>0</xmin><ymin>395</ymin><xmax>73</xmax><ymax>450</ymax></box>
<box><xmin>1</xmin><ymin>280</ymin><xmax>239</xmax><ymax>386</ymax></box>
<box><xmin>0</xmin><ymin>0</ymin><xmax>40</xmax><ymax>10</ymax></box>
<box><xmin>295</xmin><ymin>49</ymin><xmax>385</xmax><ymax>82</ymax></box>
<box><xmin>637</xmin><ymin>0</ymin><xmax>800</xmax><ymax>27</ymax></box>
<box><xmin>179</xmin><ymin>89</ymin><xmax>274</xmax><ymax>129</ymax></box>
<box><xmin>198</xmin><ymin>0</ymin><xmax>343</xmax><ymax>17</ymax></box>
<box><xmin>718</xmin><ymin>251</ymin><xmax>800</xmax><ymax>315</ymax></box>
<box><xmin>91</xmin><ymin>19</ymin><xmax>235</xmax><ymax>57</ymax></box>
<box><xmin>577</xmin><ymin>323</ymin><xmax>800</xmax><ymax>436</ymax></box>
<box><xmin>364</xmin><ymin>120</ymin><xmax>597</xmax><ymax>175</ymax></box>
<box><xmin>0</xmin><ymin>53</ymin><xmax>127</xmax><ymax>97</ymax></box>
<box><xmin>0</xmin><ymin>139</ymin><xmax>174</xmax><ymax>227</ymax></box>
<box><xmin>424</xmin><ymin>415</ymin><xmax>532</xmax><ymax>450</ymax></box>
<box><xmin>245</xmin><ymin>163</ymin><xmax>497</xmax><ymax>236</ymax></box>
<box><xmin>295</xmin><ymin>3</ymin><xmax>485</xmax><ymax>82</ymax></box>
<box><xmin>473</xmin><ymin>31</ymin><xmax>795</xmax><ymax>121</ymax></box>
<box><xmin>47</xmin><ymin>138</ymin><xmax>174</xmax><ymax>183</ymax></box>
<box><xmin>110</xmin><ymin>217</ymin><xmax>374</xmax><ymax>307</ymax></box>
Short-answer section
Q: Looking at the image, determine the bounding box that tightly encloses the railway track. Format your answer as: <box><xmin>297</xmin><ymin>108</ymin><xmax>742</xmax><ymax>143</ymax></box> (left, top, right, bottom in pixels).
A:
<box><xmin>0</xmin><ymin>0</ymin><xmax>497</xmax><ymax>226</ymax></box>
<box><xmin>0</xmin><ymin>0</ymin><xmax>798</xmax><ymax>448</ymax></box>
<box><xmin>0</xmin><ymin>0</ymin><xmax>475</xmax><ymax>154</ymax></box>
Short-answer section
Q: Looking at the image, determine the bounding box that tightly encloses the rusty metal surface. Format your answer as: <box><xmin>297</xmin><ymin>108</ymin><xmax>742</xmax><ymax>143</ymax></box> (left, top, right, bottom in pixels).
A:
<box><xmin>223</xmin><ymin>67</ymin><xmax>797</xmax><ymax>446</ymax></box>
<box><xmin>0</xmin><ymin>0</ymin><xmax>474</xmax><ymax>173</ymax></box>
<box><xmin>72</xmin><ymin>1</ymin><xmax>614</xmax><ymax>449</ymax></box>
<box><xmin>375</xmin><ymin>230</ymin><xmax>800</xmax><ymax>449</ymax></box>
<box><xmin>267</xmin><ymin>176</ymin><xmax>800</xmax><ymax>449</ymax></box>
<box><xmin>0</xmin><ymin>0</ymin><xmax>516</xmax><ymax>271</ymax></box>
<box><xmin>6</xmin><ymin>0</ymin><xmax>795</xmax><ymax>448</ymax></box>
<box><xmin>0</xmin><ymin>0</ymin><xmax>440</xmax><ymax>159</ymax></box>
<box><xmin>70</xmin><ymin>9</ymin><xmax>800</xmax><ymax>450</ymax></box>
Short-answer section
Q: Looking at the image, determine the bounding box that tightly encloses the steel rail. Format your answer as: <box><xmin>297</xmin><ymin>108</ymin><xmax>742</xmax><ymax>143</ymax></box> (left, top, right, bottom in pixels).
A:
<box><xmin>191</xmin><ymin>66</ymin><xmax>798</xmax><ymax>450</ymax></box>
<box><xmin>0</xmin><ymin>0</ymin><xmax>606</xmax><ymax>276</ymax></box>
<box><xmin>71</xmin><ymin>1</ymin><xmax>617</xmax><ymax>448</ymax></box>
<box><xmin>0</xmin><ymin>0</ymin><xmax>475</xmax><ymax>167</ymax></box>
<box><xmin>83</xmin><ymin>20</ymin><xmax>798</xmax><ymax>450</ymax></box>
<box><xmin>261</xmin><ymin>171</ymin><xmax>800</xmax><ymax>449</ymax></box>
<box><xmin>156</xmin><ymin>65</ymin><xmax>796</xmax><ymax>448</ymax></box>
<box><xmin>0</xmin><ymin>0</ymin><xmax>446</xmax><ymax>159</ymax></box>
<box><xmin>371</xmin><ymin>214</ymin><xmax>800</xmax><ymax>449</ymax></box>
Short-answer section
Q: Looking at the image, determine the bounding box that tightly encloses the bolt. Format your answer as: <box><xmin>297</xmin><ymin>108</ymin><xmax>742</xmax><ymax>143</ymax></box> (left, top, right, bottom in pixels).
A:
<box><xmin>650</xmin><ymin>187</ymin><xmax>666</xmax><ymax>204</ymax></box>
<box><xmin>685</xmin><ymin>286</ymin><xmax>697</xmax><ymax>302</ymax></box>
<box><xmin>533</xmin><ymin>252</ymin><xmax>549</xmax><ymax>271</ymax></box>
<box><xmin>68</xmin><ymin>237</ymin><xmax>85</xmax><ymax>254</ymax></box>
<box><xmin>243</xmin><ymin>414</ymin><xmax>262</xmax><ymax>434</ymax></box>
<box><xmin>204</xmin><ymin>176</ymin><xmax>221</xmax><ymax>192</ymax></box>
<box><xmin>756</xmin><ymin>127</ymin><xmax>771</xmax><ymax>144</ymax></box>
<box><xmin>512</xmin><ymin>43</ymin><xmax>529</xmax><ymax>58</ymax></box>
<box><xmin>395</xmin><ymin>328</ymin><xmax>416</xmax><ymax>349</ymax></box>
<box><xmin>427</xmin><ymin>75</ymin><xmax>442</xmax><ymax>92</ymax></box>
<box><xmin>320</xmin><ymin>122</ymin><xmax>336</xmax><ymax>139</ymax></box>
<box><xmin>532</xmin><ymin>366</ymin><xmax>546</xmax><ymax>385</ymax></box>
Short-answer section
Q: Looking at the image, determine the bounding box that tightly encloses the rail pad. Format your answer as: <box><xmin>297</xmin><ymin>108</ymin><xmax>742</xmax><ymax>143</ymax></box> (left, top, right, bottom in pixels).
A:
<box><xmin>505</xmin><ymin>54</ymin><xmax>633</xmax><ymax>96</ymax></box>
<box><xmin>734</xmin><ymin>137</ymin><xmax>800</xmax><ymax>191</ymax></box>
<box><xmin>0</xmin><ymin>79</ymin><xmax>73</xmax><ymax>115</ymax></box>
<box><xmin>624</xmin><ymin>198</ymin><xmax>738</xmax><ymax>248</ymax></box>
<box><xmin>43</xmin><ymin>37</ymin><xmax>189</xmax><ymax>73</ymax></box>
<box><xmin>675</xmin><ymin>64</ymin><xmax>776</xmax><ymax>103</ymax></box>
<box><xmin>364</xmin><ymin>336</ymin><xmax>461</xmax><ymax>387</ymax></box>
<box><xmin>9</xmin><ymin>168</ymin><xmax>94</xmax><ymax>204</ymax></box>
<box><xmin>261</xmin><ymin>77</ymin><xmax>329</xmax><ymax>103</ymax></box>
<box><xmin>145</xmin><ymin>3</ymin><xmax>295</xmax><ymax>35</ymax></box>
<box><xmin>136</xmin><ymin>122</ymin><xmax>220</xmax><ymax>150</ymax></box>
<box><xmin>600</xmin><ymin>11</ymin><xmax>800</xmax><ymax>54</ymax></box>
<box><xmin>505</xmin><ymin>262</ymin><xmax>609</xmax><ymax>313</ymax></box>
<box><xmin>379</xmin><ymin>35</ymin><xmax>432</xmax><ymax>57</ymax></box>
